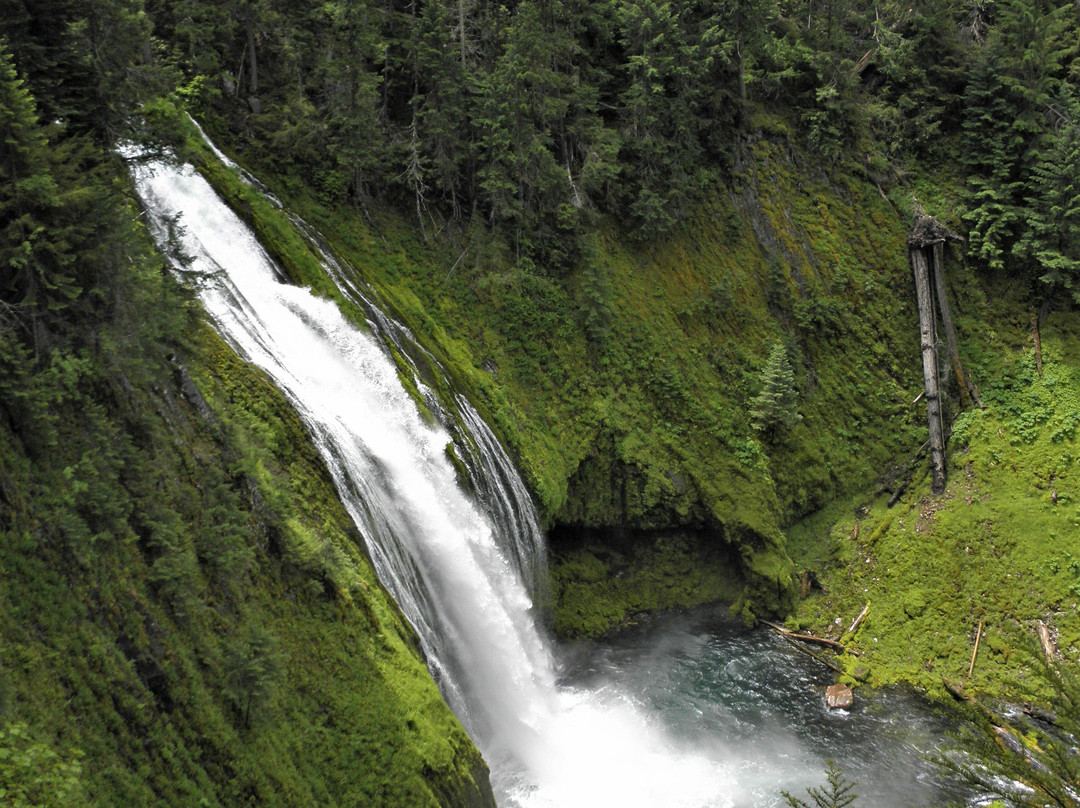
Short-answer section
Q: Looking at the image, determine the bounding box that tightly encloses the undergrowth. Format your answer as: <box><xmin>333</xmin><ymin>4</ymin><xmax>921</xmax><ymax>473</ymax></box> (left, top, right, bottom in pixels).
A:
<box><xmin>0</xmin><ymin>212</ymin><xmax>490</xmax><ymax>806</ymax></box>
<box><xmin>788</xmin><ymin>291</ymin><xmax>1080</xmax><ymax>701</ymax></box>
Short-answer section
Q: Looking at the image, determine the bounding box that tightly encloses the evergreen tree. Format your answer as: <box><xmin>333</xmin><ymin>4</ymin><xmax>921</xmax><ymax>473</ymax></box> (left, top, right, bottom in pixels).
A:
<box><xmin>410</xmin><ymin>0</ymin><xmax>476</xmax><ymax>218</ymax></box>
<box><xmin>961</xmin><ymin>0</ymin><xmax>1076</xmax><ymax>272</ymax></box>
<box><xmin>1014</xmin><ymin>96</ymin><xmax>1080</xmax><ymax>302</ymax></box>
<box><xmin>782</xmin><ymin>761</ymin><xmax>858</xmax><ymax>808</ymax></box>
<box><xmin>615</xmin><ymin>0</ymin><xmax>734</xmax><ymax>238</ymax></box>
<box><xmin>750</xmin><ymin>341</ymin><xmax>801</xmax><ymax>437</ymax></box>
<box><xmin>224</xmin><ymin>624</ymin><xmax>284</xmax><ymax>728</ymax></box>
<box><xmin>960</xmin><ymin>54</ymin><xmax>1024</xmax><ymax>270</ymax></box>
<box><xmin>318</xmin><ymin>0</ymin><xmax>387</xmax><ymax>205</ymax></box>
<box><xmin>939</xmin><ymin>641</ymin><xmax>1080</xmax><ymax>807</ymax></box>
<box><xmin>0</xmin><ymin>43</ymin><xmax>79</xmax><ymax>321</ymax></box>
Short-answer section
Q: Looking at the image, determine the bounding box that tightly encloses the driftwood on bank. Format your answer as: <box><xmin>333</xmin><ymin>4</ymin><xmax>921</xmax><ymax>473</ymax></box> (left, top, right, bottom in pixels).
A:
<box><xmin>761</xmin><ymin>621</ymin><xmax>859</xmax><ymax>656</ymax></box>
<box><xmin>771</xmin><ymin>630</ymin><xmax>845</xmax><ymax>674</ymax></box>
<box><xmin>845</xmin><ymin>603</ymin><xmax>870</xmax><ymax>638</ymax></box>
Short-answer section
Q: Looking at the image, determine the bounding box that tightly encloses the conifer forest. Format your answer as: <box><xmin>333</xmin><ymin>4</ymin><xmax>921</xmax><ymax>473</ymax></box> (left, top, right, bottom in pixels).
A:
<box><xmin>2</xmin><ymin>0</ymin><xmax>1080</xmax><ymax>805</ymax></box>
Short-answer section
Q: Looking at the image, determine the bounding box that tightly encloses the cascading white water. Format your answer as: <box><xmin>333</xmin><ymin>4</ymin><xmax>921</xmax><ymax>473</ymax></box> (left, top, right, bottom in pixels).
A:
<box><xmin>129</xmin><ymin>155</ymin><xmax>770</xmax><ymax>807</ymax></box>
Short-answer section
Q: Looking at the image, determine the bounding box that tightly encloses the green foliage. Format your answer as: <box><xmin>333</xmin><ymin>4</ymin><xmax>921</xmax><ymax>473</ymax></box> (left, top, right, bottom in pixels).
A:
<box><xmin>782</xmin><ymin>760</ymin><xmax>858</xmax><ymax>808</ymax></box>
<box><xmin>223</xmin><ymin>624</ymin><xmax>283</xmax><ymax>727</ymax></box>
<box><xmin>0</xmin><ymin>42</ymin><xmax>80</xmax><ymax>316</ymax></box>
<box><xmin>550</xmin><ymin>532</ymin><xmax>745</xmax><ymax>638</ymax></box>
<box><xmin>958</xmin><ymin>0</ymin><xmax>1080</xmax><ymax>296</ymax></box>
<box><xmin>790</xmin><ymin>298</ymin><xmax>1080</xmax><ymax>698</ymax></box>
<box><xmin>940</xmin><ymin>642</ymin><xmax>1080</xmax><ymax>807</ymax></box>
<box><xmin>960</xmin><ymin>55</ymin><xmax>1025</xmax><ymax>270</ymax></box>
<box><xmin>750</xmin><ymin>341</ymin><xmax>802</xmax><ymax>437</ymax></box>
<box><xmin>11</xmin><ymin>2</ymin><xmax>1080</xmax><ymax>787</ymax></box>
<box><xmin>1014</xmin><ymin>95</ymin><xmax>1080</xmax><ymax>302</ymax></box>
<box><xmin>0</xmin><ymin>34</ymin><xmax>491</xmax><ymax>806</ymax></box>
<box><xmin>0</xmin><ymin>722</ymin><xmax>85</xmax><ymax>807</ymax></box>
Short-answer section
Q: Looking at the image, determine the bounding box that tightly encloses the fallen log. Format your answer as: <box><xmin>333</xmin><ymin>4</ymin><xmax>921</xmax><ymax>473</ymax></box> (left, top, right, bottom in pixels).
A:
<box><xmin>760</xmin><ymin>621</ymin><xmax>859</xmax><ymax>655</ymax></box>
<box><xmin>1036</xmin><ymin>620</ymin><xmax>1056</xmax><ymax>662</ymax></box>
<box><xmin>911</xmin><ymin>244</ymin><xmax>946</xmax><ymax>495</ymax></box>
<box><xmin>776</xmin><ymin>632</ymin><xmax>844</xmax><ymax>674</ymax></box>
<box><xmin>932</xmin><ymin>242</ymin><xmax>983</xmax><ymax>410</ymax></box>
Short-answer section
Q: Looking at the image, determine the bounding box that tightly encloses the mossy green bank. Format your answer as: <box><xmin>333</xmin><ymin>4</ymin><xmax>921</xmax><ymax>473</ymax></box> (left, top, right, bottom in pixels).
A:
<box><xmin>787</xmin><ymin>275</ymin><xmax>1080</xmax><ymax>703</ymax></box>
<box><xmin>203</xmin><ymin>117</ymin><xmax>933</xmax><ymax>636</ymax></box>
<box><xmin>0</xmin><ymin>233</ymin><xmax>493</xmax><ymax>805</ymax></box>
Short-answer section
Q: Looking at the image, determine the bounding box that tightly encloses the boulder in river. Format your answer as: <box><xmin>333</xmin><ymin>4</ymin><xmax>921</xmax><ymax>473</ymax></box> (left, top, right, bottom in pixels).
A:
<box><xmin>825</xmin><ymin>683</ymin><xmax>854</xmax><ymax>710</ymax></box>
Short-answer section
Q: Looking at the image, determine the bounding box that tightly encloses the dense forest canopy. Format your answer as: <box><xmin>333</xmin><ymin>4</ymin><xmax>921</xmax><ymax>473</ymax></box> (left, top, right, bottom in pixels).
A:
<box><xmin>3</xmin><ymin>0</ymin><xmax>1079</xmax><ymax>289</ymax></box>
<box><xmin>2</xmin><ymin>0</ymin><xmax>1080</xmax><ymax>804</ymax></box>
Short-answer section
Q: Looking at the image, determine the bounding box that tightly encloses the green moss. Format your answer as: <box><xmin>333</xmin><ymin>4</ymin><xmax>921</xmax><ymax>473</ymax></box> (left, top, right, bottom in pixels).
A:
<box><xmin>788</xmin><ymin>302</ymin><xmax>1080</xmax><ymax>702</ymax></box>
<box><xmin>185</xmin><ymin>121</ymin><xmax>959</xmax><ymax>626</ymax></box>
<box><xmin>550</xmin><ymin>532</ymin><xmax>746</xmax><ymax>638</ymax></box>
<box><xmin>0</xmin><ymin>309</ymin><xmax>492</xmax><ymax>807</ymax></box>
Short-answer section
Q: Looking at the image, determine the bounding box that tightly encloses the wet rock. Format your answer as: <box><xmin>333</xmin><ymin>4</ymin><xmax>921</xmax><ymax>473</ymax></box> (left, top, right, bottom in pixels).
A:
<box><xmin>825</xmin><ymin>683</ymin><xmax>854</xmax><ymax>710</ymax></box>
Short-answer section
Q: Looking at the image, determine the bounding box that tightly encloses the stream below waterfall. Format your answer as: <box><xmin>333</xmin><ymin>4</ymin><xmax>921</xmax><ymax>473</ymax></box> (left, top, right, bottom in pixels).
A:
<box><xmin>130</xmin><ymin>149</ymin><xmax>975</xmax><ymax>808</ymax></box>
<box><xmin>552</xmin><ymin>605</ymin><xmax>970</xmax><ymax>808</ymax></box>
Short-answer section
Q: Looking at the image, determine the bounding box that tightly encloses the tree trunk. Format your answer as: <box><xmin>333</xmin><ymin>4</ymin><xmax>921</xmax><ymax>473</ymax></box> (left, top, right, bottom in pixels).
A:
<box><xmin>246</xmin><ymin>10</ymin><xmax>259</xmax><ymax>98</ymax></box>
<box><xmin>912</xmin><ymin>246</ymin><xmax>946</xmax><ymax>495</ymax></box>
<box><xmin>932</xmin><ymin>242</ymin><xmax>984</xmax><ymax>409</ymax></box>
<box><xmin>1033</xmin><ymin>310</ymin><xmax>1044</xmax><ymax>378</ymax></box>
<box><xmin>1036</xmin><ymin>620</ymin><xmax>1056</xmax><ymax>661</ymax></box>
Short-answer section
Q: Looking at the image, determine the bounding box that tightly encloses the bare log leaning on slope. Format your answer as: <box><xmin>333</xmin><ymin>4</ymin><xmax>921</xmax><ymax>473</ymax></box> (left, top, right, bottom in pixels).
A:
<box><xmin>908</xmin><ymin>214</ymin><xmax>966</xmax><ymax>496</ymax></box>
<box><xmin>909</xmin><ymin>243</ymin><xmax>947</xmax><ymax>495</ymax></box>
<box><xmin>932</xmin><ymin>242</ymin><xmax>984</xmax><ymax>409</ymax></box>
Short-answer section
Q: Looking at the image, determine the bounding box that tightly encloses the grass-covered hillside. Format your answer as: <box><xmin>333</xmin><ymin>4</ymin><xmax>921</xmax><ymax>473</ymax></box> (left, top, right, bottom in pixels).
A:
<box><xmin>788</xmin><ymin>276</ymin><xmax>1080</xmax><ymax>701</ymax></box>
<box><xmin>0</xmin><ymin>296</ymin><xmax>493</xmax><ymax>806</ymax></box>
<box><xmin>0</xmin><ymin>54</ymin><xmax>491</xmax><ymax>805</ymax></box>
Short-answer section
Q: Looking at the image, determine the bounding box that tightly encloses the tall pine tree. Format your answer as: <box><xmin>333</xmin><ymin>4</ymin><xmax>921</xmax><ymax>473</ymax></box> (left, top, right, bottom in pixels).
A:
<box><xmin>1014</xmin><ymin>95</ymin><xmax>1080</xmax><ymax>301</ymax></box>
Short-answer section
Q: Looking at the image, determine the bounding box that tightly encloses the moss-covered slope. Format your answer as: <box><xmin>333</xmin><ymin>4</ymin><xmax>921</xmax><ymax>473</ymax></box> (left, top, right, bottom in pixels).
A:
<box><xmin>0</xmin><ymin>283</ymin><xmax>493</xmax><ymax>804</ymax></box>
<box><xmin>211</xmin><ymin>125</ymin><xmax>929</xmax><ymax>634</ymax></box>
<box><xmin>787</xmin><ymin>277</ymin><xmax>1080</xmax><ymax>700</ymax></box>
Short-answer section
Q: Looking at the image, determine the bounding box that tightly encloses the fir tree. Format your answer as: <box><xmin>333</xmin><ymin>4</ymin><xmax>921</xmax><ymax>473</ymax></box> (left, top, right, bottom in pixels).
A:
<box><xmin>939</xmin><ymin>638</ymin><xmax>1080</xmax><ymax>808</ymax></box>
<box><xmin>782</xmin><ymin>761</ymin><xmax>858</xmax><ymax>808</ymax></box>
<box><xmin>750</xmin><ymin>341</ymin><xmax>801</xmax><ymax>437</ymax></box>
<box><xmin>1014</xmin><ymin>96</ymin><xmax>1080</xmax><ymax>303</ymax></box>
<box><xmin>960</xmin><ymin>55</ymin><xmax>1024</xmax><ymax>270</ymax></box>
<box><xmin>0</xmin><ymin>42</ymin><xmax>79</xmax><ymax>318</ymax></box>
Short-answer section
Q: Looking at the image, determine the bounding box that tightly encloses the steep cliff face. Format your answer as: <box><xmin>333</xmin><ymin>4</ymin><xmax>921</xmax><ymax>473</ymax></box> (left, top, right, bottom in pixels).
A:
<box><xmin>0</xmin><ymin>274</ymin><xmax>494</xmax><ymax>805</ymax></box>
<box><xmin>211</xmin><ymin>125</ymin><xmax>930</xmax><ymax>635</ymax></box>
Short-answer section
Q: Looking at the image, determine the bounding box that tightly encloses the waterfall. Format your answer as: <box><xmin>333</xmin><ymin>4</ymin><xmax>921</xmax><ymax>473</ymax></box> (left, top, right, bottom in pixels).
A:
<box><xmin>129</xmin><ymin>153</ymin><xmax>744</xmax><ymax>807</ymax></box>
